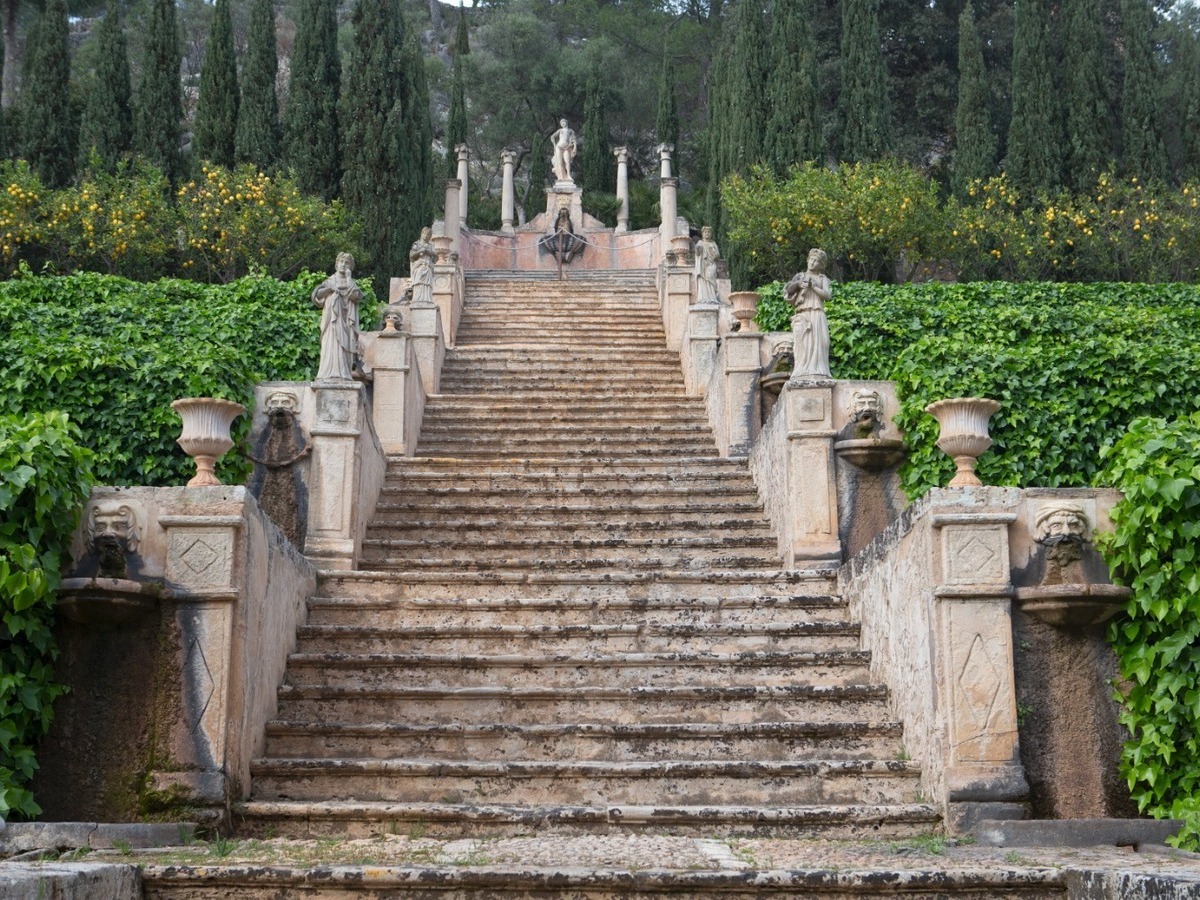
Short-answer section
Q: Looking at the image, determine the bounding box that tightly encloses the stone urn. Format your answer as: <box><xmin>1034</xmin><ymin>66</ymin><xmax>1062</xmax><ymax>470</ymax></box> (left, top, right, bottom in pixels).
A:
<box><xmin>729</xmin><ymin>291</ymin><xmax>759</xmax><ymax>333</ymax></box>
<box><xmin>171</xmin><ymin>397</ymin><xmax>245</xmax><ymax>487</ymax></box>
<box><xmin>432</xmin><ymin>234</ymin><xmax>453</xmax><ymax>264</ymax></box>
<box><xmin>925</xmin><ymin>397</ymin><xmax>1001</xmax><ymax>487</ymax></box>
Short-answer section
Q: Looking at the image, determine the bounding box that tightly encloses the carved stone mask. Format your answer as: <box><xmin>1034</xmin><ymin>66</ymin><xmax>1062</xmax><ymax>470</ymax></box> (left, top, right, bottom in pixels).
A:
<box><xmin>88</xmin><ymin>502</ymin><xmax>142</xmax><ymax>554</ymax></box>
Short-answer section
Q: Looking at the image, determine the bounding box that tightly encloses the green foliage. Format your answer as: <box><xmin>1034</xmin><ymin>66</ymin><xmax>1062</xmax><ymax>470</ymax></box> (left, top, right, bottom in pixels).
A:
<box><xmin>22</xmin><ymin>0</ymin><xmax>74</xmax><ymax>188</ymax></box>
<box><xmin>1120</xmin><ymin>0</ymin><xmax>1169</xmax><ymax>184</ymax></box>
<box><xmin>0</xmin><ymin>411</ymin><xmax>93</xmax><ymax>819</ymax></box>
<box><xmin>193</xmin><ymin>0</ymin><xmax>239</xmax><ymax>170</ymax></box>
<box><xmin>454</xmin><ymin>6</ymin><xmax>470</xmax><ymax>57</ymax></box>
<box><xmin>285</xmin><ymin>0</ymin><xmax>341</xmax><ymax>200</ymax></box>
<box><xmin>79</xmin><ymin>0</ymin><xmax>133</xmax><ymax>172</ymax></box>
<box><xmin>235</xmin><ymin>0</ymin><xmax>281</xmax><ymax>170</ymax></box>
<box><xmin>135</xmin><ymin>0</ymin><xmax>183</xmax><ymax>184</ymax></box>
<box><xmin>446</xmin><ymin>61</ymin><xmax>469</xmax><ymax>179</ymax></box>
<box><xmin>749</xmin><ymin>280</ymin><xmax>1200</xmax><ymax>497</ymax></box>
<box><xmin>1008</xmin><ymin>0</ymin><xmax>1061</xmax><ymax>195</ymax></box>
<box><xmin>838</xmin><ymin>0</ymin><xmax>890</xmax><ymax>163</ymax></box>
<box><xmin>1099</xmin><ymin>413</ymin><xmax>1200</xmax><ymax>848</ymax></box>
<box><xmin>953</xmin><ymin>3</ymin><xmax>996</xmax><ymax>196</ymax></box>
<box><xmin>1063</xmin><ymin>0</ymin><xmax>1114</xmax><ymax>192</ymax></box>
<box><xmin>580</xmin><ymin>65</ymin><xmax>611</xmax><ymax>197</ymax></box>
<box><xmin>722</xmin><ymin>160</ymin><xmax>950</xmax><ymax>284</ymax></box>
<box><xmin>0</xmin><ymin>270</ymin><xmax>376</xmax><ymax>488</ymax></box>
<box><xmin>0</xmin><ymin>160</ymin><xmax>360</xmax><ymax>283</ymax></box>
<box><xmin>655</xmin><ymin>50</ymin><xmax>680</xmax><ymax>169</ymax></box>
<box><xmin>764</xmin><ymin>0</ymin><xmax>820</xmax><ymax>174</ymax></box>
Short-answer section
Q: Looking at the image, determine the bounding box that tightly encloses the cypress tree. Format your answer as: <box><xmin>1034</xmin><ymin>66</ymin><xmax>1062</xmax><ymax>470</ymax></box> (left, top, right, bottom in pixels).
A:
<box><xmin>1063</xmin><ymin>0</ymin><xmax>1113</xmax><ymax>191</ymax></box>
<box><xmin>723</xmin><ymin>0</ymin><xmax>769</xmax><ymax>173</ymax></box>
<box><xmin>1181</xmin><ymin>27</ymin><xmax>1200</xmax><ymax>180</ymax></box>
<box><xmin>285</xmin><ymin>0</ymin><xmax>341</xmax><ymax>199</ymax></box>
<box><xmin>446</xmin><ymin>56</ymin><xmax>468</xmax><ymax>177</ymax></box>
<box><xmin>194</xmin><ymin>0</ymin><xmax>239</xmax><ymax>169</ymax></box>
<box><xmin>580</xmin><ymin>65</ymin><xmax>610</xmax><ymax>196</ymax></box>
<box><xmin>80</xmin><ymin>0</ymin><xmax>133</xmax><ymax>171</ymax></box>
<box><xmin>764</xmin><ymin>0</ymin><xmax>821</xmax><ymax>173</ymax></box>
<box><xmin>528</xmin><ymin>129</ymin><xmax>549</xmax><ymax>199</ymax></box>
<box><xmin>655</xmin><ymin>50</ymin><xmax>679</xmax><ymax>170</ymax></box>
<box><xmin>397</xmin><ymin>24</ymin><xmax>435</xmax><ymax>242</ymax></box>
<box><xmin>342</xmin><ymin>0</ymin><xmax>403</xmax><ymax>282</ymax></box>
<box><xmin>839</xmin><ymin>0</ymin><xmax>890</xmax><ymax>163</ymax></box>
<box><xmin>953</xmin><ymin>2</ymin><xmax>996</xmax><ymax>195</ymax></box>
<box><xmin>23</xmin><ymin>0</ymin><xmax>74</xmax><ymax>186</ymax></box>
<box><xmin>1120</xmin><ymin>0</ymin><xmax>1168</xmax><ymax>182</ymax></box>
<box><xmin>135</xmin><ymin>0</ymin><xmax>183</xmax><ymax>183</ymax></box>
<box><xmin>236</xmin><ymin>0</ymin><xmax>281</xmax><ymax>168</ymax></box>
<box><xmin>454</xmin><ymin>5</ymin><xmax>469</xmax><ymax>56</ymax></box>
<box><xmin>1007</xmin><ymin>0</ymin><xmax>1060</xmax><ymax>196</ymax></box>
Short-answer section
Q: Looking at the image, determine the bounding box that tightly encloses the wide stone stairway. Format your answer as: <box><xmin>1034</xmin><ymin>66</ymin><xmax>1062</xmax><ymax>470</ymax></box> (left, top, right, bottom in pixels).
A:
<box><xmin>236</xmin><ymin>270</ymin><xmax>939</xmax><ymax>840</ymax></box>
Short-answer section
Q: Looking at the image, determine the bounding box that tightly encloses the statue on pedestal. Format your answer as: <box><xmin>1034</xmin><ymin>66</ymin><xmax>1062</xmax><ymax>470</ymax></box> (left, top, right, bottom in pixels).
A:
<box><xmin>550</xmin><ymin>118</ymin><xmax>577</xmax><ymax>183</ymax></box>
<box><xmin>786</xmin><ymin>248</ymin><xmax>832</xmax><ymax>378</ymax></box>
<box><xmin>409</xmin><ymin>226</ymin><xmax>436</xmax><ymax>307</ymax></box>
<box><xmin>312</xmin><ymin>252</ymin><xmax>363</xmax><ymax>381</ymax></box>
<box><xmin>694</xmin><ymin>226</ymin><xmax>721</xmax><ymax>305</ymax></box>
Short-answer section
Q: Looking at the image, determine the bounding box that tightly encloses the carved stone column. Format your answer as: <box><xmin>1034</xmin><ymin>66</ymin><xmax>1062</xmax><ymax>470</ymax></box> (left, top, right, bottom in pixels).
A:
<box><xmin>500</xmin><ymin>150</ymin><xmax>516</xmax><ymax>234</ymax></box>
<box><xmin>931</xmin><ymin>503</ymin><xmax>1028</xmax><ymax>830</ymax></box>
<box><xmin>444</xmin><ymin>179</ymin><xmax>462</xmax><ymax>255</ymax></box>
<box><xmin>614</xmin><ymin>147</ymin><xmax>630</xmax><ymax>234</ymax></box>
<box><xmin>305</xmin><ymin>381</ymin><xmax>367</xmax><ymax>569</ymax></box>
<box><xmin>782</xmin><ymin>379</ymin><xmax>841</xmax><ymax>565</ymax></box>
<box><xmin>660</xmin><ymin>177</ymin><xmax>678</xmax><ymax>258</ymax></box>
<box><xmin>456</xmin><ymin>144</ymin><xmax>469</xmax><ymax>224</ymax></box>
<box><xmin>720</xmin><ymin>332</ymin><xmax>764</xmax><ymax>455</ymax></box>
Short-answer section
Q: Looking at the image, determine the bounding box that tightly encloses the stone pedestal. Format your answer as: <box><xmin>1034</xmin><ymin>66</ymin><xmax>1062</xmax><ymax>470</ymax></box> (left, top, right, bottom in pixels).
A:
<box><xmin>306</xmin><ymin>381</ymin><xmax>368</xmax><ymax>569</ymax></box>
<box><xmin>662</xmin><ymin>266</ymin><xmax>692</xmax><ymax>352</ymax></box>
<box><xmin>407</xmin><ymin>300</ymin><xmax>445</xmax><ymax>395</ymax></box>
<box><xmin>367</xmin><ymin>331</ymin><xmax>424</xmax><ymax>456</ymax></box>
<box><xmin>783</xmin><ymin>379</ymin><xmax>841</xmax><ymax>565</ymax></box>
<box><xmin>614</xmin><ymin>147</ymin><xmax>630</xmax><ymax>234</ymax></box>
<box><xmin>718</xmin><ymin>332</ymin><xmax>763</xmax><ymax>456</ymax></box>
<box><xmin>432</xmin><ymin>262</ymin><xmax>462</xmax><ymax>349</ymax></box>
<box><xmin>500</xmin><ymin>150</ymin><xmax>516</xmax><ymax>234</ymax></box>
<box><xmin>932</xmin><ymin>508</ymin><xmax>1029</xmax><ymax>830</ymax></box>
<box><xmin>684</xmin><ymin>301</ymin><xmax>720</xmax><ymax>397</ymax></box>
<box><xmin>544</xmin><ymin>183</ymin><xmax>584</xmax><ymax>232</ymax></box>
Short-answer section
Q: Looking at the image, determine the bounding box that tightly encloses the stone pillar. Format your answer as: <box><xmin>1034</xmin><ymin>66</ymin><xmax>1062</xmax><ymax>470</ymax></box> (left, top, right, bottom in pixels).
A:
<box><xmin>684</xmin><ymin>301</ymin><xmax>720</xmax><ymax>397</ymax></box>
<box><xmin>931</xmin><ymin>505</ymin><xmax>1028</xmax><ymax>830</ymax></box>
<box><xmin>456</xmin><ymin>145</ymin><xmax>469</xmax><ymax>224</ymax></box>
<box><xmin>408</xmin><ymin>299</ymin><xmax>445</xmax><ymax>395</ymax></box>
<box><xmin>501</xmin><ymin>150</ymin><xmax>516</xmax><ymax>234</ymax></box>
<box><xmin>658</xmin><ymin>142</ymin><xmax>673</xmax><ymax>179</ymax></box>
<box><xmin>782</xmin><ymin>379</ymin><xmax>841</xmax><ymax>565</ymax></box>
<box><xmin>662</xmin><ymin>264</ymin><xmax>692</xmax><ymax>352</ymax></box>
<box><xmin>660</xmin><ymin>176</ymin><xmax>678</xmax><ymax>255</ymax></box>
<box><xmin>614</xmin><ymin>147</ymin><xmax>630</xmax><ymax>234</ymax></box>
<box><xmin>444</xmin><ymin>179</ymin><xmax>462</xmax><ymax>255</ymax></box>
<box><xmin>720</xmin><ymin>332</ymin><xmax>763</xmax><ymax>456</ymax></box>
<box><xmin>305</xmin><ymin>381</ymin><xmax>367</xmax><ymax>569</ymax></box>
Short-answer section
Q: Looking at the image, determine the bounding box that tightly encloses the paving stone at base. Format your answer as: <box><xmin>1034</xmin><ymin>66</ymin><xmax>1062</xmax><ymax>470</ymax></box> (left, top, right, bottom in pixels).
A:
<box><xmin>973</xmin><ymin>818</ymin><xmax>1183</xmax><ymax>849</ymax></box>
<box><xmin>0</xmin><ymin>821</ymin><xmax>197</xmax><ymax>854</ymax></box>
<box><xmin>0</xmin><ymin>862</ymin><xmax>140</xmax><ymax>900</ymax></box>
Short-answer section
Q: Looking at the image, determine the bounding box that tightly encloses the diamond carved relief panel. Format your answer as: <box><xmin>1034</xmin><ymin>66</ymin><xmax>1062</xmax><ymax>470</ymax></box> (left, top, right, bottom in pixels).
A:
<box><xmin>167</xmin><ymin>529</ymin><xmax>233</xmax><ymax>589</ymax></box>
<box><xmin>943</xmin><ymin>525</ymin><xmax>1008</xmax><ymax>585</ymax></box>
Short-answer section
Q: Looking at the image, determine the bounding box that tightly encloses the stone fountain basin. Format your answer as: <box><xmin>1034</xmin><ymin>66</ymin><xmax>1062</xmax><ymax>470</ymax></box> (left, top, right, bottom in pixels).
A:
<box><xmin>58</xmin><ymin>577</ymin><xmax>162</xmax><ymax>625</ymax></box>
<box><xmin>1014</xmin><ymin>582</ymin><xmax>1131</xmax><ymax>628</ymax></box>
<box><xmin>833</xmin><ymin>438</ymin><xmax>908</xmax><ymax>471</ymax></box>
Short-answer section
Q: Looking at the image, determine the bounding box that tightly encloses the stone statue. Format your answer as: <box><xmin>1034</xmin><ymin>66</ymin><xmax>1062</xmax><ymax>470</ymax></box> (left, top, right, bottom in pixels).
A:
<box><xmin>409</xmin><ymin>227</ymin><xmax>436</xmax><ymax>307</ymax></box>
<box><xmin>312</xmin><ymin>252</ymin><xmax>363</xmax><ymax>381</ymax></box>
<box><xmin>694</xmin><ymin>226</ymin><xmax>721</xmax><ymax>305</ymax></box>
<box><xmin>248</xmin><ymin>391</ymin><xmax>311</xmax><ymax>549</ymax></box>
<box><xmin>550</xmin><ymin>118</ymin><xmax>577</xmax><ymax>183</ymax></box>
<box><xmin>538</xmin><ymin>207</ymin><xmax>584</xmax><ymax>264</ymax></box>
<box><xmin>785</xmin><ymin>248</ymin><xmax>832</xmax><ymax>379</ymax></box>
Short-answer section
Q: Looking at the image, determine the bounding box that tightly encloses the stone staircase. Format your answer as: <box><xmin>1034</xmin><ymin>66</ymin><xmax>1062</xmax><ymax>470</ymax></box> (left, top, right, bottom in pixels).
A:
<box><xmin>236</xmin><ymin>270</ymin><xmax>939</xmax><ymax>840</ymax></box>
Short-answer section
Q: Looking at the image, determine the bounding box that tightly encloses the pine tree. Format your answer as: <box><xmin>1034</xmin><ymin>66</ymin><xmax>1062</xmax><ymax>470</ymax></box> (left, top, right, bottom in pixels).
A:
<box><xmin>194</xmin><ymin>0</ymin><xmax>239</xmax><ymax>169</ymax></box>
<box><xmin>1007</xmin><ymin>0</ymin><xmax>1060</xmax><ymax>196</ymax></box>
<box><xmin>342</xmin><ymin>0</ymin><xmax>403</xmax><ymax>282</ymax></box>
<box><xmin>236</xmin><ymin>0</ymin><xmax>281</xmax><ymax>168</ymax></box>
<box><xmin>580</xmin><ymin>65</ymin><xmax>610</xmax><ymax>196</ymax></box>
<box><xmin>24</xmin><ymin>0</ymin><xmax>74</xmax><ymax>186</ymax></box>
<box><xmin>839</xmin><ymin>0</ymin><xmax>890</xmax><ymax>163</ymax></box>
<box><xmin>285</xmin><ymin>0</ymin><xmax>341</xmax><ymax>199</ymax></box>
<box><xmin>764</xmin><ymin>0</ymin><xmax>821</xmax><ymax>173</ymax></box>
<box><xmin>953</xmin><ymin>2</ymin><xmax>996</xmax><ymax>195</ymax></box>
<box><xmin>1063</xmin><ymin>0</ymin><xmax>1113</xmax><ymax>191</ymax></box>
<box><xmin>80</xmin><ymin>0</ymin><xmax>133</xmax><ymax>170</ymax></box>
<box><xmin>655</xmin><ymin>50</ymin><xmax>679</xmax><ymax>170</ymax></box>
<box><xmin>1120</xmin><ymin>0</ymin><xmax>1168</xmax><ymax>182</ymax></box>
<box><xmin>135</xmin><ymin>0</ymin><xmax>183</xmax><ymax>183</ymax></box>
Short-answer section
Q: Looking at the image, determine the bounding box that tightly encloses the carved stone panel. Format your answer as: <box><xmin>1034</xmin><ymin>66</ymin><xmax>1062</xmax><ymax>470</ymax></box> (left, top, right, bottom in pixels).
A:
<box><xmin>942</xmin><ymin>525</ymin><xmax>1009</xmax><ymax>586</ymax></box>
<box><xmin>167</xmin><ymin>529</ymin><xmax>234</xmax><ymax>590</ymax></box>
<box><xmin>942</xmin><ymin>600</ymin><xmax>1019</xmax><ymax>763</ymax></box>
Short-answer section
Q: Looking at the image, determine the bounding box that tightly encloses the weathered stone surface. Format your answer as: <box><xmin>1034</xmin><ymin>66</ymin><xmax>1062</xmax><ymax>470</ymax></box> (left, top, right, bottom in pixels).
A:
<box><xmin>0</xmin><ymin>863</ymin><xmax>140</xmax><ymax>900</ymax></box>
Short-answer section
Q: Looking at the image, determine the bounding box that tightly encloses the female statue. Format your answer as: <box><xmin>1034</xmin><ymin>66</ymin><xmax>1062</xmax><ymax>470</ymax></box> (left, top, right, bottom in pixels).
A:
<box><xmin>312</xmin><ymin>252</ymin><xmax>363</xmax><ymax>381</ymax></box>
<box><xmin>694</xmin><ymin>226</ymin><xmax>721</xmax><ymax>305</ymax></box>
<box><xmin>785</xmin><ymin>248</ymin><xmax>832</xmax><ymax>378</ymax></box>
<box><xmin>409</xmin><ymin>227</ymin><xmax>436</xmax><ymax>307</ymax></box>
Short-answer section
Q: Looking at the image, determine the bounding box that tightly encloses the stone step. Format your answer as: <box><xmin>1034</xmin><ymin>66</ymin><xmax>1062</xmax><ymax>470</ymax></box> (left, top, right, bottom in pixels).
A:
<box><xmin>293</xmin><ymin>622</ymin><xmax>860</xmax><ymax>656</ymax></box>
<box><xmin>261</xmin><ymin>719</ymin><xmax>900</xmax><ymax>762</ymax></box>
<box><xmin>233</xmin><ymin>799</ymin><xmax>944</xmax><ymax>840</ymax></box>
<box><xmin>435</xmin><ymin>374</ymin><xmax>689</xmax><ymax>390</ymax></box>
<box><xmin>282</xmin><ymin>649</ymin><xmax>871</xmax><ymax>691</ymax></box>
<box><xmin>305</xmin><ymin>593</ymin><xmax>848</xmax><ymax>628</ymax></box>
<box><xmin>445</xmin><ymin>346</ymin><xmax>679</xmax><ymax>360</ymax></box>
<box><xmin>418</xmin><ymin>420</ymin><xmax>709</xmax><ymax>436</ymax></box>
<box><xmin>411</xmin><ymin>444</ymin><xmax>723</xmax><ymax>460</ymax></box>
<box><xmin>357</xmin><ymin>550</ymin><xmax>782</xmax><ymax>572</ymax></box>
<box><xmin>313</xmin><ymin>570</ymin><xmax>839</xmax><ymax>602</ymax></box>
<box><xmin>371</xmin><ymin>499</ymin><xmax>765</xmax><ymax>519</ymax></box>
<box><xmin>453</xmin><ymin>336</ymin><xmax>667</xmax><ymax>349</ymax></box>
<box><xmin>248</xmin><ymin>758</ymin><xmax>922</xmax><ymax>807</ymax></box>
<box><xmin>359</xmin><ymin>533</ymin><xmax>779</xmax><ymax>554</ymax></box>
<box><xmin>364</xmin><ymin>518</ymin><xmax>774</xmax><ymax>541</ymax></box>
<box><xmin>421</xmin><ymin>407</ymin><xmax>709</xmax><ymax>425</ymax></box>
<box><xmin>384</xmin><ymin>457</ymin><xmax>751</xmax><ymax>476</ymax></box>
<box><xmin>273</xmin><ymin>683</ymin><xmax>886</xmax><ymax>727</ymax></box>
